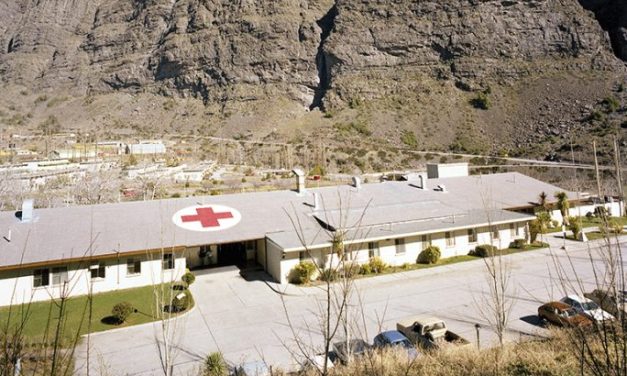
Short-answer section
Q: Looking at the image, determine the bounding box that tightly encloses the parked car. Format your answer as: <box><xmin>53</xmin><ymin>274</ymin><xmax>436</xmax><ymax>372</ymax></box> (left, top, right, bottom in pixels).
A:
<box><xmin>373</xmin><ymin>331</ymin><xmax>419</xmax><ymax>360</ymax></box>
<box><xmin>396</xmin><ymin>316</ymin><xmax>470</xmax><ymax>350</ymax></box>
<box><xmin>538</xmin><ymin>301</ymin><xmax>594</xmax><ymax>328</ymax></box>
<box><xmin>332</xmin><ymin>339</ymin><xmax>371</xmax><ymax>365</ymax></box>
<box><xmin>584</xmin><ymin>289</ymin><xmax>627</xmax><ymax>318</ymax></box>
<box><xmin>561</xmin><ymin>295</ymin><xmax>615</xmax><ymax>323</ymax></box>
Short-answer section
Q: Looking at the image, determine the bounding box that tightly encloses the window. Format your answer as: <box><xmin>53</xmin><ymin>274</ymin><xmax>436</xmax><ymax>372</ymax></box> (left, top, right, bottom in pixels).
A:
<box><xmin>127</xmin><ymin>258</ymin><xmax>141</xmax><ymax>275</ymax></box>
<box><xmin>395</xmin><ymin>239</ymin><xmax>406</xmax><ymax>255</ymax></box>
<box><xmin>33</xmin><ymin>269</ymin><xmax>50</xmax><ymax>287</ymax></box>
<box><xmin>468</xmin><ymin>228</ymin><xmax>477</xmax><ymax>243</ymax></box>
<box><xmin>368</xmin><ymin>242</ymin><xmax>379</xmax><ymax>258</ymax></box>
<box><xmin>421</xmin><ymin>235</ymin><xmax>431</xmax><ymax>250</ymax></box>
<box><xmin>492</xmin><ymin>226</ymin><xmax>500</xmax><ymax>239</ymax></box>
<box><xmin>52</xmin><ymin>267</ymin><xmax>68</xmax><ymax>285</ymax></box>
<box><xmin>163</xmin><ymin>253</ymin><xmax>174</xmax><ymax>270</ymax></box>
<box><xmin>90</xmin><ymin>263</ymin><xmax>106</xmax><ymax>279</ymax></box>
<box><xmin>445</xmin><ymin>232</ymin><xmax>455</xmax><ymax>247</ymax></box>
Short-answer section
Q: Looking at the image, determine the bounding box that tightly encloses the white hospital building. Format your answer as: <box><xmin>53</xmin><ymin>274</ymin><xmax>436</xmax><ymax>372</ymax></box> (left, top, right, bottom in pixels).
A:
<box><xmin>0</xmin><ymin>163</ymin><xmax>621</xmax><ymax>306</ymax></box>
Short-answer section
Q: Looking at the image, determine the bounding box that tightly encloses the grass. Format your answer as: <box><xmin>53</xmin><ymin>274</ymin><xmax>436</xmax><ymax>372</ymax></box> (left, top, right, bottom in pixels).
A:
<box><xmin>0</xmin><ymin>283</ymin><xmax>193</xmax><ymax>343</ymax></box>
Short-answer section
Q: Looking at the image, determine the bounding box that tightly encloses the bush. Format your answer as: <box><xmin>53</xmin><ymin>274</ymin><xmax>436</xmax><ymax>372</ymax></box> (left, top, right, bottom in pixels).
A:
<box><xmin>529</xmin><ymin>219</ymin><xmax>542</xmax><ymax>243</ymax></box>
<box><xmin>470</xmin><ymin>244</ymin><xmax>497</xmax><ymax>258</ymax></box>
<box><xmin>400</xmin><ymin>130</ymin><xmax>418</xmax><ymax>148</ymax></box>
<box><xmin>568</xmin><ymin>217</ymin><xmax>582</xmax><ymax>239</ymax></box>
<box><xmin>470</xmin><ymin>92</ymin><xmax>490</xmax><ymax>110</ymax></box>
<box><xmin>182</xmin><ymin>271</ymin><xmax>196</xmax><ymax>286</ymax></box>
<box><xmin>171</xmin><ymin>290</ymin><xmax>192</xmax><ymax>312</ymax></box>
<box><xmin>609</xmin><ymin>218</ymin><xmax>624</xmax><ymax>234</ymax></box>
<box><xmin>509</xmin><ymin>239</ymin><xmax>527</xmax><ymax>249</ymax></box>
<box><xmin>594</xmin><ymin>206</ymin><xmax>608</xmax><ymax>218</ymax></box>
<box><xmin>289</xmin><ymin>261</ymin><xmax>317</xmax><ymax>284</ymax></box>
<box><xmin>319</xmin><ymin>268</ymin><xmax>338</xmax><ymax>282</ymax></box>
<box><xmin>359</xmin><ymin>263</ymin><xmax>373</xmax><ymax>275</ymax></box>
<box><xmin>418</xmin><ymin>246</ymin><xmax>441</xmax><ymax>264</ymax></box>
<box><xmin>368</xmin><ymin>256</ymin><xmax>387</xmax><ymax>273</ymax></box>
<box><xmin>204</xmin><ymin>352</ymin><xmax>228</xmax><ymax>376</ymax></box>
<box><xmin>112</xmin><ymin>302</ymin><xmax>134</xmax><ymax>324</ymax></box>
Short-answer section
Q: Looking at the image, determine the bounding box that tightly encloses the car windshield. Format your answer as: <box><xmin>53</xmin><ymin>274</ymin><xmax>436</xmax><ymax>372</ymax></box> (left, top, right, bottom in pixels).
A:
<box><xmin>582</xmin><ymin>301</ymin><xmax>599</xmax><ymax>311</ymax></box>
<box><xmin>425</xmin><ymin>322</ymin><xmax>445</xmax><ymax>332</ymax></box>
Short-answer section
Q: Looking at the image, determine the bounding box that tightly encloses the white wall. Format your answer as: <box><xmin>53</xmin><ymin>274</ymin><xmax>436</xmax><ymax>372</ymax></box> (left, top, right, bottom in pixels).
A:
<box><xmin>0</xmin><ymin>253</ymin><xmax>186</xmax><ymax>307</ymax></box>
<box><xmin>550</xmin><ymin>202</ymin><xmax>624</xmax><ymax>224</ymax></box>
<box><xmin>276</xmin><ymin>223</ymin><xmax>528</xmax><ymax>284</ymax></box>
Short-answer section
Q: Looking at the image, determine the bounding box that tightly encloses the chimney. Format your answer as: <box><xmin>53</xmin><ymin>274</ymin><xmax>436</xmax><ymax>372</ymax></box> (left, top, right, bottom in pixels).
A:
<box><xmin>292</xmin><ymin>168</ymin><xmax>306</xmax><ymax>194</ymax></box>
<box><xmin>352</xmin><ymin>176</ymin><xmax>362</xmax><ymax>190</ymax></box>
<box><xmin>21</xmin><ymin>199</ymin><xmax>34</xmax><ymax>222</ymax></box>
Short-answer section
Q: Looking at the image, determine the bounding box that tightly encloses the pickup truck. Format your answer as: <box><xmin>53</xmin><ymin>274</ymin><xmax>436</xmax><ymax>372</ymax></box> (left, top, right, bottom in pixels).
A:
<box><xmin>396</xmin><ymin>316</ymin><xmax>470</xmax><ymax>350</ymax></box>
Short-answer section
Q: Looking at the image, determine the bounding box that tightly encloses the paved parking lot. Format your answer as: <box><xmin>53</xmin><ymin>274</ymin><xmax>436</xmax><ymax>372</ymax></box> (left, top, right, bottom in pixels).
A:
<box><xmin>74</xmin><ymin>235</ymin><xmax>626</xmax><ymax>375</ymax></box>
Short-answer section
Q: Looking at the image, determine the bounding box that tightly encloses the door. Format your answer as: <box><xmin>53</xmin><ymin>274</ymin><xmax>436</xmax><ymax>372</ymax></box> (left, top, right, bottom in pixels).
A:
<box><xmin>217</xmin><ymin>243</ymin><xmax>246</xmax><ymax>266</ymax></box>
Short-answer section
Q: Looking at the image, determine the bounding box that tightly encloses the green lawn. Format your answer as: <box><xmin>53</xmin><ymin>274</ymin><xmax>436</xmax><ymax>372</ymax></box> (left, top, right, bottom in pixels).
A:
<box><xmin>0</xmin><ymin>283</ymin><xmax>193</xmax><ymax>344</ymax></box>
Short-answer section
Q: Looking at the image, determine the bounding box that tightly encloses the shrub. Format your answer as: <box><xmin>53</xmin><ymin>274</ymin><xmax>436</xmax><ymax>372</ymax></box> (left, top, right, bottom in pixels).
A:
<box><xmin>359</xmin><ymin>263</ymin><xmax>373</xmax><ymax>275</ymax></box>
<box><xmin>568</xmin><ymin>217</ymin><xmax>582</xmax><ymax>239</ymax></box>
<box><xmin>289</xmin><ymin>261</ymin><xmax>317</xmax><ymax>284</ymax></box>
<box><xmin>400</xmin><ymin>130</ymin><xmax>418</xmax><ymax>148</ymax></box>
<box><xmin>470</xmin><ymin>92</ymin><xmax>490</xmax><ymax>110</ymax></box>
<box><xmin>182</xmin><ymin>271</ymin><xmax>196</xmax><ymax>286</ymax></box>
<box><xmin>609</xmin><ymin>218</ymin><xmax>624</xmax><ymax>234</ymax></box>
<box><xmin>368</xmin><ymin>257</ymin><xmax>387</xmax><ymax>274</ymax></box>
<box><xmin>471</xmin><ymin>244</ymin><xmax>497</xmax><ymax>258</ymax></box>
<box><xmin>319</xmin><ymin>268</ymin><xmax>338</xmax><ymax>282</ymax></box>
<box><xmin>529</xmin><ymin>219</ymin><xmax>542</xmax><ymax>243</ymax></box>
<box><xmin>204</xmin><ymin>352</ymin><xmax>228</xmax><ymax>376</ymax></box>
<box><xmin>418</xmin><ymin>246</ymin><xmax>441</xmax><ymax>264</ymax></box>
<box><xmin>341</xmin><ymin>263</ymin><xmax>360</xmax><ymax>278</ymax></box>
<box><xmin>171</xmin><ymin>290</ymin><xmax>192</xmax><ymax>312</ymax></box>
<box><xmin>509</xmin><ymin>239</ymin><xmax>527</xmax><ymax>249</ymax></box>
<box><xmin>112</xmin><ymin>302</ymin><xmax>134</xmax><ymax>324</ymax></box>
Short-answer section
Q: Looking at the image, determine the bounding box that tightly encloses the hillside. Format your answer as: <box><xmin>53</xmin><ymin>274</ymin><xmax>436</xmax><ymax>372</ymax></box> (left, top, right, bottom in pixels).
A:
<box><xmin>0</xmin><ymin>0</ymin><xmax>625</xmax><ymax>166</ymax></box>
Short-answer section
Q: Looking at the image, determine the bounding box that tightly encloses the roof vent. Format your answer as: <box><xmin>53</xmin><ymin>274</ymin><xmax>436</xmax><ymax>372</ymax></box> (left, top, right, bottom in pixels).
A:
<box><xmin>407</xmin><ymin>172</ymin><xmax>428</xmax><ymax>190</ymax></box>
<box><xmin>292</xmin><ymin>168</ymin><xmax>306</xmax><ymax>194</ymax></box>
<box><xmin>21</xmin><ymin>199</ymin><xmax>34</xmax><ymax>222</ymax></box>
<box><xmin>435</xmin><ymin>184</ymin><xmax>447</xmax><ymax>193</ymax></box>
<box><xmin>352</xmin><ymin>176</ymin><xmax>362</xmax><ymax>190</ymax></box>
<box><xmin>313</xmin><ymin>192</ymin><xmax>320</xmax><ymax>211</ymax></box>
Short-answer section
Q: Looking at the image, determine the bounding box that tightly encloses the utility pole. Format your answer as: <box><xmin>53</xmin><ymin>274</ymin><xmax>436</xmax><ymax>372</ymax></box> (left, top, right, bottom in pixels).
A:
<box><xmin>613</xmin><ymin>136</ymin><xmax>624</xmax><ymax>216</ymax></box>
<box><xmin>593</xmin><ymin>140</ymin><xmax>602</xmax><ymax>198</ymax></box>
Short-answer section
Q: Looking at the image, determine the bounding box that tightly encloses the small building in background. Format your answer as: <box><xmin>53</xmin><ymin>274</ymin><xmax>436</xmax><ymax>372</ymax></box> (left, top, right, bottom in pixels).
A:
<box><xmin>126</xmin><ymin>140</ymin><xmax>166</xmax><ymax>155</ymax></box>
<box><xmin>427</xmin><ymin>163</ymin><xmax>469</xmax><ymax>179</ymax></box>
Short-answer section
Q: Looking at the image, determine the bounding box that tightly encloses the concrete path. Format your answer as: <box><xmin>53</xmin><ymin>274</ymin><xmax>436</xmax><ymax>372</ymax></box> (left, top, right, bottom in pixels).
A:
<box><xmin>74</xmin><ymin>235</ymin><xmax>627</xmax><ymax>375</ymax></box>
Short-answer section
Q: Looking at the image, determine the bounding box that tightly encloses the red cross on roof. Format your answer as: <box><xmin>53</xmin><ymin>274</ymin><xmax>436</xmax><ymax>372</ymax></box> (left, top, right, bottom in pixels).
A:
<box><xmin>181</xmin><ymin>207</ymin><xmax>234</xmax><ymax>228</ymax></box>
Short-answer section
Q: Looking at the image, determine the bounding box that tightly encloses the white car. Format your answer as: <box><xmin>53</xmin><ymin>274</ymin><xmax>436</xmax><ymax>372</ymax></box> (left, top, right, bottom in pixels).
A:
<box><xmin>561</xmin><ymin>295</ymin><xmax>615</xmax><ymax>323</ymax></box>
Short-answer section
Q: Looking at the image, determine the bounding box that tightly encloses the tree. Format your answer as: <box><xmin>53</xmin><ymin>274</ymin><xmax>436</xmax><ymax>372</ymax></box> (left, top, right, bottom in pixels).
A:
<box><xmin>112</xmin><ymin>302</ymin><xmax>134</xmax><ymax>324</ymax></box>
<box><xmin>554</xmin><ymin>191</ymin><xmax>570</xmax><ymax>226</ymax></box>
<box><xmin>537</xmin><ymin>191</ymin><xmax>549</xmax><ymax>212</ymax></box>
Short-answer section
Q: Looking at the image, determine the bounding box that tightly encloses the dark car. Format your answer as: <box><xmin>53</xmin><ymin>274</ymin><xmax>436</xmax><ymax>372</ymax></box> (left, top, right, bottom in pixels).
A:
<box><xmin>332</xmin><ymin>339</ymin><xmax>371</xmax><ymax>365</ymax></box>
<box><xmin>538</xmin><ymin>301</ymin><xmax>593</xmax><ymax>328</ymax></box>
<box><xmin>373</xmin><ymin>331</ymin><xmax>419</xmax><ymax>360</ymax></box>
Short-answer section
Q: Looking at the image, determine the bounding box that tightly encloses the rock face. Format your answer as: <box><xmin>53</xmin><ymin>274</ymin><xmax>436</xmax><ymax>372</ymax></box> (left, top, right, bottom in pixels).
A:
<box><xmin>0</xmin><ymin>0</ymin><xmax>624</xmax><ymax>154</ymax></box>
<box><xmin>579</xmin><ymin>0</ymin><xmax>627</xmax><ymax>61</ymax></box>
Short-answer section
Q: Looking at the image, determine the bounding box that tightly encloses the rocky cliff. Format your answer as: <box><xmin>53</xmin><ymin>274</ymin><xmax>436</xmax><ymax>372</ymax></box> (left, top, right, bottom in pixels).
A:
<box><xmin>0</xmin><ymin>0</ymin><xmax>625</xmax><ymax>161</ymax></box>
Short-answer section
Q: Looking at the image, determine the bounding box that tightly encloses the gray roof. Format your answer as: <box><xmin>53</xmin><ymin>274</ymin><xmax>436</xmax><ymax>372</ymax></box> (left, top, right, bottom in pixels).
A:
<box><xmin>267</xmin><ymin>208</ymin><xmax>533</xmax><ymax>251</ymax></box>
<box><xmin>0</xmin><ymin>172</ymin><xmax>575</xmax><ymax>269</ymax></box>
